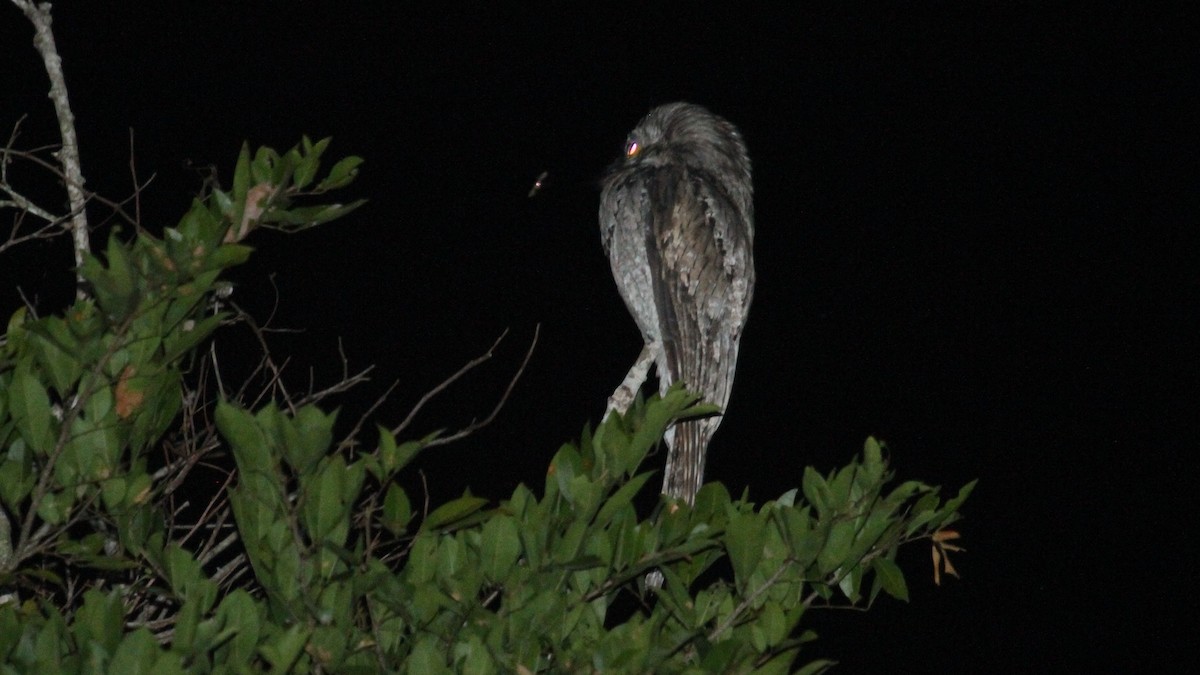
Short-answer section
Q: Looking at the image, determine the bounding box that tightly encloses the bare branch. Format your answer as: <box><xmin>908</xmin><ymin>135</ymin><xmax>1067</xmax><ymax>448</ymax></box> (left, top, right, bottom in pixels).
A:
<box><xmin>424</xmin><ymin>324</ymin><xmax>539</xmax><ymax>449</ymax></box>
<box><xmin>10</xmin><ymin>0</ymin><xmax>91</xmax><ymax>295</ymax></box>
<box><xmin>295</xmin><ymin>337</ymin><xmax>375</xmax><ymax>408</ymax></box>
<box><xmin>337</xmin><ymin>380</ymin><xmax>400</xmax><ymax>453</ymax></box>
<box><xmin>389</xmin><ymin>329</ymin><xmax>512</xmax><ymax>438</ymax></box>
<box><xmin>2</xmin><ymin>143</ymin><xmax>151</xmax><ymax>234</ymax></box>
<box><xmin>1</xmin><ymin>119</ymin><xmax>69</xmax><ymax>253</ymax></box>
<box><xmin>226</xmin><ymin>300</ymin><xmax>297</xmax><ymax>413</ymax></box>
<box><xmin>128</xmin><ymin>128</ymin><xmax>144</xmax><ymax>228</ymax></box>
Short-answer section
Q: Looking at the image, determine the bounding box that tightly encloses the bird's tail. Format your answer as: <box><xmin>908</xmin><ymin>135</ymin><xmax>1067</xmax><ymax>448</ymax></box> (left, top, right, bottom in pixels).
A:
<box><xmin>661</xmin><ymin>415</ymin><xmax>720</xmax><ymax>505</ymax></box>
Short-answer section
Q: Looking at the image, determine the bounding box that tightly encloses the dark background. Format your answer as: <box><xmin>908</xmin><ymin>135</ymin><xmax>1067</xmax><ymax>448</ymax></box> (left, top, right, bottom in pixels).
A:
<box><xmin>2</xmin><ymin>4</ymin><xmax>1192</xmax><ymax>671</ymax></box>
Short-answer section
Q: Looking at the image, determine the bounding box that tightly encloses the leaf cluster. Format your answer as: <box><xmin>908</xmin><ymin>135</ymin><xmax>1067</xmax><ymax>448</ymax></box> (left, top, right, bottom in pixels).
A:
<box><xmin>0</xmin><ymin>139</ymin><xmax>972</xmax><ymax>673</ymax></box>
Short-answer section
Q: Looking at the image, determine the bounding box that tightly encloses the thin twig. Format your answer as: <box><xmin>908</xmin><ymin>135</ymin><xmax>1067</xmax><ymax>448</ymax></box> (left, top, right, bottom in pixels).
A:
<box><xmin>389</xmin><ymin>325</ymin><xmax>539</xmax><ymax>450</ymax></box>
<box><xmin>425</xmin><ymin>325</ymin><xmax>539</xmax><ymax>449</ymax></box>
<box><xmin>227</xmin><ymin>300</ymin><xmax>296</xmax><ymax>412</ymax></box>
<box><xmin>708</xmin><ymin>560</ymin><xmax>794</xmax><ymax>640</ymax></box>
<box><xmin>390</xmin><ymin>329</ymin><xmax>510</xmax><ymax>437</ymax></box>
<box><xmin>2</xmin><ymin>145</ymin><xmax>151</xmax><ymax>232</ymax></box>
<box><xmin>337</xmin><ymin>379</ymin><xmax>400</xmax><ymax>453</ymax></box>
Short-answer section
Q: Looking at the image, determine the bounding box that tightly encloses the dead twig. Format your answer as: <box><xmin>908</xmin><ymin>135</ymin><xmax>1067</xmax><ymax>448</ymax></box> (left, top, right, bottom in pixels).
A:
<box><xmin>390</xmin><ymin>325</ymin><xmax>539</xmax><ymax>450</ymax></box>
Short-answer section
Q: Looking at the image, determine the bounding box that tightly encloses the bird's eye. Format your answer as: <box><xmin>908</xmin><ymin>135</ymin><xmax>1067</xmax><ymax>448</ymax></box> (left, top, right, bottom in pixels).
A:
<box><xmin>625</xmin><ymin>140</ymin><xmax>641</xmax><ymax>158</ymax></box>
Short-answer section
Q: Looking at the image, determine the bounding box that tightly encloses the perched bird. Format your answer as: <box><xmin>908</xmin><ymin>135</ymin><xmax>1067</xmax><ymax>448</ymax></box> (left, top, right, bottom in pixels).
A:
<box><xmin>600</xmin><ymin>102</ymin><xmax>755</xmax><ymax>505</ymax></box>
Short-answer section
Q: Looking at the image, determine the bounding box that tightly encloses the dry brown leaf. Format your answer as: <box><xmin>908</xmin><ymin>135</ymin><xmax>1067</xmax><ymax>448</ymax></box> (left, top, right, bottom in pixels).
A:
<box><xmin>115</xmin><ymin>365</ymin><xmax>144</xmax><ymax>419</ymax></box>
<box><xmin>931</xmin><ymin>528</ymin><xmax>965</xmax><ymax>586</ymax></box>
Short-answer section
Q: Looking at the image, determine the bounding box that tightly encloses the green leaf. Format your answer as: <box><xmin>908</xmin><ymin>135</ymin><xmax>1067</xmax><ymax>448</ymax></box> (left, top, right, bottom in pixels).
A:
<box><xmin>480</xmin><ymin>513</ymin><xmax>521</xmax><ymax>581</ymax></box>
<box><xmin>817</xmin><ymin>519</ymin><xmax>856</xmax><ymax>576</ymax></box>
<box><xmin>837</xmin><ymin>562</ymin><xmax>863</xmax><ymax>602</ymax></box>
<box><xmin>121</xmin><ymin>470</ymin><xmax>152</xmax><ymax>506</ymax></box>
<box><xmin>174</xmin><ymin>593</ymin><xmax>201</xmax><ymax>653</ymax></box>
<box><xmin>778</xmin><ymin>506</ymin><xmax>822</xmax><ymax>569</ymax></box>
<box><xmin>206</xmin><ymin>243</ymin><xmax>254</xmax><ymax>270</ymax></box>
<box><xmin>420</xmin><ymin>495</ymin><xmax>489</xmax><ymax>533</ymax></box>
<box><xmin>407</xmin><ymin>535</ymin><xmax>439</xmax><ymax>585</ymax></box>
<box><xmin>885</xmin><ymin>480</ymin><xmax>928</xmax><ymax>504</ymax></box>
<box><xmin>904</xmin><ymin>492</ymin><xmax>942</xmax><ymax>537</ymax></box>
<box><xmin>871</xmin><ymin>556</ymin><xmax>909</xmax><ymax>602</ymax></box>
<box><xmin>549</xmin><ymin>443</ymin><xmax>581</xmax><ymax>503</ymax></box>
<box><xmin>259</xmin><ymin>623</ymin><xmax>310</xmax><ymax>671</ymax></box>
<box><xmin>751</xmin><ymin>648</ymin><xmax>804</xmax><ymax>675</ymax></box>
<box><xmin>408</xmin><ymin>635</ymin><xmax>451</xmax><ymax>673</ymax></box>
<box><xmin>105</xmin><ymin>233</ymin><xmax>136</xmax><ymax>298</ymax></box>
<box><xmin>215</xmin><ymin>590</ymin><xmax>262</xmax><ymax>666</ymax></box>
<box><xmin>36</xmin><ymin>490</ymin><xmax>72</xmax><ymax>525</ymax></box>
<box><xmin>278</xmin><ymin>404</ymin><xmax>335</xmax><ymax>474</ymax></box>
<box><xmin>827</xmin><ymin>464</ymin><xmax>854</xmax><ymax>510</ymax></box>
<box><xmin>381</xmin><ymin>483</ymin><xmax>413</xmax><ymax>535</ymax></box>
<box><xmin>166</xmin><ymin>544</ymin><xmax>217</xmax><ymax>613</ymax></box>
<box><xmin>293</xmin><ymin>152</ymin><xmax>320</xmax><ymax>189</ymax></box>
<box><xmin>101</xmin><ymin>476</ymin><xmax>127</xmax><ymax>511</ymax></box>
<box><xmin>317</xmin><ymin>156</ymin><xmax>364</xmax><ymax>190</ymax></box>
<box><xmin>944</xmin><ymin>479</ymin><xmax>978</xmax><ymax>515</ymax></box>
<box><xmin>267</xmin><ymin>201</ymin><xmax>367</xmax><ymax>228</ymax></box>
<box><xmin>251</xmin><ymin>146</ymin><xmax>279</xmax><ymax>185</ymax></box>
<box><xmin>211</xmin><ymin>187</ymin><xmax>234</xmax><ymax>218</ymax></box>
<box><xmin>108</xmin><ymin>628</ymin><xmax>160</xmax><ymax>675</ymax></box>
<box><xmin>801</xmin><ymin>467</ymin><xmax>831</xmax><ymax>519</ymax></box>
<box><xmin>303</xmin><ymin>455</ymin><xmax>349</xmax><ymax>542</ymax></box>
<box><xmin>216</xmin><ymin>400</ymin><xmax>274</xmax><ymax>476</ymax></box>
<box><xmin>233</xmin><ymin>143</ymin><xmax>251</xmax><ymax>206</ymax></box>
<box><xmin>75</xmin><ymin>589</ymin><xmax>123</xmax><ymax>654</ymax></box>
<box><xmin>26</xmin><ymin>318</ymin><xmax>82</xmax><ymax>396</ymax></box>
<box><xmin>162</xmin><ymin>313</ymin><xmax>223</xmax><ymax>362</ymax></box>
<box><xmin>861</xmin><ymin>436</ymin><xmax>886</xmax><ymax>485</ymax></box>
<box><xmin>4</xmin><ymin>306</ymin><xmax>28</xmax><ymax>353</ymax></box>
<box><xmin>594</xmin><ymin>471</ymin><xmax>653</xmax><ymax>530</ymax></box>
<box><xmin>759</xmin><ymin>599</ymin><xmax>787</xmax><ymax>647</ymax></box>
<box><xmin>127</xmin><ymin>366</ymin><xmax>183</xmax><ymax>453</ymax></box>
<box><xmin>693</xmin><ymin>481</ymin><xmax>732</xmax><ymax>521</ymax></box>
<box><xmin>8</xmin><ymin>363</ymin><xmax>56</xmax><ymax>454</ymax></box>
<box><xmin>117</xmin><ymin>504</ymin><xmax>160</xmax><ymax>556</ymax></box>
<box><xmin>724</xmin><ymin>508</ymin><xmax>767</xmax><ymax>585</ymax></box>
<box><xmin>775</xmin><ymin>488</ymin><xmax>798</xmax><ymax>508</ymax></box>
<box><xmin>843</xmin><ymin>508</ymin><xmax>896</xmax><ymax>568</ymax></box>
<box><xmin>0</xmin><ymin>442</ymin><xmax>36</xmax><ymax>509</ymax></box>
<box><xmin>377</xmin><ymin>426</ymin><xmax>433</xmax><ymax>476</ymax></box>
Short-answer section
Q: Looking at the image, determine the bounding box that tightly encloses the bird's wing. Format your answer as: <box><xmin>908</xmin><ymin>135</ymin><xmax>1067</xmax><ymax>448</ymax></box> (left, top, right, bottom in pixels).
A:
<box><xmin>649</xmin><ymin>166</ymin><xmax>754</xmax><ymax>502</ymax></box>
<box><xmin>649</xmin><ymin>166</ymin><xmax>754</xmax><ymax>410</ymax></box>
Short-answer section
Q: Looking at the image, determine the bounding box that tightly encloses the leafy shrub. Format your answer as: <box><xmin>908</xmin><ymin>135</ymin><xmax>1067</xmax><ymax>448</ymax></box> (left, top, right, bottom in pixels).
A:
<box><xmin>0</xmin><ymin>139</ymin><xmax>971</xmax><ymax>673</ymax></box>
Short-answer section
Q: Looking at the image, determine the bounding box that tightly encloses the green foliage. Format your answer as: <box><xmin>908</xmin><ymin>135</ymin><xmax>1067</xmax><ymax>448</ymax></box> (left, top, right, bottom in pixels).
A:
<box><xmin>0</xmin><ymin>137</ymin><xmax>973</xmax><ymax>673</ymax></box>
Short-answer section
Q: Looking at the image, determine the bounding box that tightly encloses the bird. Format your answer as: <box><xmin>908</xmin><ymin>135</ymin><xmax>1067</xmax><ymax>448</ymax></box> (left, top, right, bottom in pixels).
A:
<box><xmin>599</xmin><ymin>102</ymin><xmax>755</xmax><ymax>506</ymax></box>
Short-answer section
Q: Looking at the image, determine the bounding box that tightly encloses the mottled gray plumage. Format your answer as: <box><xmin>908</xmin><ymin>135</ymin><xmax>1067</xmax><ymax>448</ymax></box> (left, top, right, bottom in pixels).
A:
<box><xmin>600</xmin><ymin>102</ymin><xmax>755</xmax><ymax>505</ymax></box>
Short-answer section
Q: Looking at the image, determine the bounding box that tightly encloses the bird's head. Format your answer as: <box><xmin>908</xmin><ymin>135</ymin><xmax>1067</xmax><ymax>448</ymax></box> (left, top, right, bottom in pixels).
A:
<box><xmin>614</xmin><ymin>102</ymin><xmax>751</xmax><ymax>189</ymax></box>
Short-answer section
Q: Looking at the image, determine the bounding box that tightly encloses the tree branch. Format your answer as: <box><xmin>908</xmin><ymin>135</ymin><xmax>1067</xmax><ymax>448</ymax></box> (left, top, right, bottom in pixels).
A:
<box><xmin>10</xmin><ymin>0</ymin><xmax>91</xmax><ymax>296</ymax></box>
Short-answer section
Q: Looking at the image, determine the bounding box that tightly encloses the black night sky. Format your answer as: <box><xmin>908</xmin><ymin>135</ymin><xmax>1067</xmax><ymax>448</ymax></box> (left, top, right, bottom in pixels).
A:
<box><xmin>1</xmin><ymin>4</ymin><xmax>1192</xmax><ymax>671</ymax></box>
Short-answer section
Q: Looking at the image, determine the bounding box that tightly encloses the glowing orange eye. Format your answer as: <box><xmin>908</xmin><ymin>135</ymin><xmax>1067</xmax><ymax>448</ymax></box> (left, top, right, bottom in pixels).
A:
<box><xmin>625</xmin><ymin>140</ymin><xmax>640</xmax><ymax>157</ymax></box>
